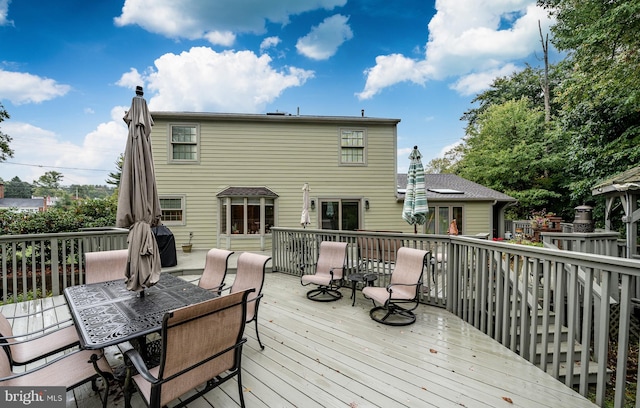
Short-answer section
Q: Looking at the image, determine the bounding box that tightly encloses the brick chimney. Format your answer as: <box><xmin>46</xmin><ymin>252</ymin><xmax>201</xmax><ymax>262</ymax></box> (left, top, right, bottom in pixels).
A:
<box><xmin>0</xmin><ymin>182</ymin><xmax>4</xmax><ymax>199</ymax></box>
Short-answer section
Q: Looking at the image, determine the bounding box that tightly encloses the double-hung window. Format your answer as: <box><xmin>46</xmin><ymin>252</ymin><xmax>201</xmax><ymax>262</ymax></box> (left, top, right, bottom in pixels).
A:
<box><xmin>170</xmin><ymin>124</ymin><xmax>199</xmax><ymax>162</ymax></box>
<box><xmin>340</xmin><ymin>129</ymin><xmax>366</xmax><ymax>165</ymax></box>
<box><xmin>159</xmin><ymin>196</ymin><xmax>185</xmax><ymax>225</ymax></box>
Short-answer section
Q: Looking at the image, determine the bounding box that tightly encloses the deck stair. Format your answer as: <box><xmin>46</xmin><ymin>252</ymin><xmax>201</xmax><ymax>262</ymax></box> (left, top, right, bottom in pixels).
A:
<box><xmin>516</xmin><ymin>309</ymin><xmax>608</xmax><ymax>387</ymax></box>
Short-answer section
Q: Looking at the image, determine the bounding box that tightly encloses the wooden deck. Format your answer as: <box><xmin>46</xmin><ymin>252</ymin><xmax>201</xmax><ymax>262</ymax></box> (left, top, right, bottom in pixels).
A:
<box><xmin>2</xmin><ymin>272</ymin><xmax>597</xmax><ymax>408</ymax></box>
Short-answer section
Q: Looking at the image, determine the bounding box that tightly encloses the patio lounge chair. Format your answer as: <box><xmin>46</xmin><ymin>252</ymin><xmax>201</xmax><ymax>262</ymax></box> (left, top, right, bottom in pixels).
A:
<box><xmin>228</xmin><ymin>252</ymin><xmax>271</xmax><ymax>350</ymax></box>
<box><xmin>0</xmin><ymin>310</ymin><xmax>79</xmax><ymax>366</ymax></box>
<box><xmin>300</xmin><ymin>241</ymin><xmax>348</xmax><ymax>302</ymax></box>
<box><xmin>198</xmin><ymin>248</ymin><xmax>234</xmax><ymax>294</ymax></box>
<box><xmin>123</xmin><ymin>289</ymin><xmax>254</xmax><ymax>408</ymax></box>
<box><xmin>85</xmin><ymin>249</ymin><xmax>128</xmax><ymax>284</ymax></box>
<box><xmin>0</xmin><ymin>347</ymin><xmax>113</xmax><ymax>408</ymax></box>
<box><xmin>362</xmin><ymin>247</ymin><xmax>429</xmax><ymax>326</ymax></box>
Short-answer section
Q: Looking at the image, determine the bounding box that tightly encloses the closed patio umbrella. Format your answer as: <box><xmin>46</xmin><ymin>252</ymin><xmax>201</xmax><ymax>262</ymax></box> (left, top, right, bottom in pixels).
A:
<box><xmin>402</xmin><ymin>145</ymin><xmax>428</xmax><ymax>233</ymax></box>
<box><xmin>116</xmin><ymin>86</ymin><xmax>162</xmax><ymax>293</ymax></box>
<box><xmin>301</xmin><ymin>183</ymin><xmax>311</xmax><ymax>228</ymax></box>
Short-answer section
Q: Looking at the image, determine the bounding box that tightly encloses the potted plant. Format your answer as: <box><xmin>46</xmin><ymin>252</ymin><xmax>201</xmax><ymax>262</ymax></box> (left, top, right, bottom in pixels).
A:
<box><xmin>182</xmin><ymin>232</ymin><xmax>193</xmax><ymax>253</ymax></box>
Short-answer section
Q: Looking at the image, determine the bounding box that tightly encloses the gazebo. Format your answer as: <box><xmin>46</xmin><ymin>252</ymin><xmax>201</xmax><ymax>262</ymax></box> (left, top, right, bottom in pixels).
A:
<box><xmin>592</xmin><ymin>165</ymin><xmax>640</xmax><ymax>258</ymax></box>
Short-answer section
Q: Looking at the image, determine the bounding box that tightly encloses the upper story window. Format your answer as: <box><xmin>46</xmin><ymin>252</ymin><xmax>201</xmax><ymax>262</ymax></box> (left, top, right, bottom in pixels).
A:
<box><xmin>170</xmin><ymin>124</ymin><xmax>199</xmax><ymax>162</ymax></box>
<box><xmin>340</xmin><ymin>129</ymin><xmax>366</xmax><ymax>165</ymax></box>
<box><xmin>159</xmin><ymin>196</ymin><xmax>185</xmax><ymax>225</ymax></box>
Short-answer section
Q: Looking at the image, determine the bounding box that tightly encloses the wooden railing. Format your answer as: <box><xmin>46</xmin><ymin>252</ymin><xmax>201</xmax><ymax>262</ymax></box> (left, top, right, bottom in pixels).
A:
<box><xmin>272</xmin><ymin>227</ymin><xmax>640</xmax><ymax>407</ymax></box>
<box><xmin>0</xmin><ymin>229</ymin><xmax>128</xmax><ymax>301</ymax></box>
<box><xmin>2</xmin><ymin>227</ymin><xmax>638</xmax><ymax>406</ymax></box>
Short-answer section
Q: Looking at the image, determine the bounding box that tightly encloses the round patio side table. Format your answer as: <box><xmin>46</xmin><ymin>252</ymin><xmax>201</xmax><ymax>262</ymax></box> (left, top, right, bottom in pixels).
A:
<box><xmin>347</xmin><ymin>273</ymin><xmax>378</xmax><ymax>306</ymax></box>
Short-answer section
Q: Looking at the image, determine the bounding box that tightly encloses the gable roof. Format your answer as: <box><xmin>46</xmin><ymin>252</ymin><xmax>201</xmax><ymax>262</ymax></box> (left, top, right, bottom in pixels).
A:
<box><xmin>397</xmin><ymin>173</ymin><xmax>516</xmax><ymax>202</ymax></box>
<box><xmin>217</xmin><ymin>187</ymin><xmax>279</xmax><ymax>198</ymax></box>
<box><xmin>0</xmin><ymin>198</ymin><xmax>44</xmax><ymax>209</ymax></box>
<box><xmin>592</xmin><ymin>166</ymin><xmax>640</xmax><ymax>195</ymax></box>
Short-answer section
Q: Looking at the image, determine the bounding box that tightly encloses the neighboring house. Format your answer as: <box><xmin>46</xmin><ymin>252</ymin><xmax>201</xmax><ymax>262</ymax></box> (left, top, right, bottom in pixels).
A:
<box><xmin>397</xmin><ymin>173</ymin><xmax>516</xmax><ymax>237</ymax></box>
<box><xmin>149</xmin><ymin>112</ymin><xmax>515</xmax><ymax>251</ymax></box>
<box><xmin>0</xmin><ymin>183</ymin><xmax>45</xmax><ymax>212</ymax></box>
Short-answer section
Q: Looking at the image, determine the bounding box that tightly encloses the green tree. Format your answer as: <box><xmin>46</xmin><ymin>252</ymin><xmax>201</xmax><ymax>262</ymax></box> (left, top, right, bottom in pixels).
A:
<box><xmin>0</xmin><ymin>103</ymin><xmax>14</xmax><ymax>162</ymax></box>
<box><xmin>33</xmin><ymin>171</ymin><xmax>64</xmax><ymax>198</ymax></box>
<box><xmin>3</xmin><ymin>177</ymin><xmax>33</xmax><ymax>198</ymax></box>
<box><xmin>538</xmin><ymin>0</ymin><xmax>640</xmax><ymax>203</ymax></box>
<box><xmin>456</xmin><ymin>98</ymin><xmax>566</xmax><ymax>218</ymax></box>
<box><xmin>106</xmin><ymin>153</ymin><xmax>124</xmax><ymax>188</ymax></box>
<box><xmin>461</xmin><ymin>64</ymin><xmax>564</xmax><ymax>132</ymax></box>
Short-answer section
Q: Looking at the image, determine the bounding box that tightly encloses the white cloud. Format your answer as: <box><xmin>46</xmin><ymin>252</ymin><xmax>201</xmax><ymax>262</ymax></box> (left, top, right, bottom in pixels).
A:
<box><xmin>296</xmin><ymin>14</ymin><xmax>353</xmax><ymax>60</ymax></box>
<box><xmin>450</xmin><ymin>63</ymin><xmax>521</xmax><ymax>96</ymax></box>
<box><xmin>357</xmin><ymin>0</ymin><xmax>554</xmax><ymax>99</ymax></box>
<box><xmin>260</xmin><ymin>36</ymin><xmax>281</xmax><ymax>53</ymax></box>
<box><xmin>114</xmin><ymin>0</ymin><xmax>346</xmax><ymax>45</ymax></box>
<box><xmin>0</xmin><ymin>70</ymin><xmax>70</xmax><ymax>105</ymax></box>
<box><xmin>116</xmin><ymin>68</ymin><xmax>145</xmax><ymax>90</ymax></box>
<box><xmin>0</xmin><ymin>0</ymin><xmax>12</xmax><ymax>26</ymax></box>
<box><xmin>356</xmin><ymin>54</ymin><xmax>432</xmax><ymax>100</ymax></box>
<box><xmin>3</xmin><ymin>106</ymin><xmax>128</xmax><ymax>185</ymax></box>
<box><xmin>124</xmin><ymin>47</ymin><xmax>314</xmax><ymax>113</ymax></box>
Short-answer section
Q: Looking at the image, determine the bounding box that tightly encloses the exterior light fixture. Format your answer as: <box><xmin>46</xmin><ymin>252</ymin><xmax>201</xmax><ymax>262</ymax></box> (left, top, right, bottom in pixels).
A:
<box><xmin>310</xmin><ymin>199</ymin><xmax>316</xmax><ymax>210</ymax></box>
<box><xmin>365</xmin><ymin>199</ymin><xmax>370</xmax><ymax>210</ymax></box>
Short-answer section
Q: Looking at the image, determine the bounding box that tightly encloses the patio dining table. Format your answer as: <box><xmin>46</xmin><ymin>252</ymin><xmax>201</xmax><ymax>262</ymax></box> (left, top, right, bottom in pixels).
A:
<box><xmin>64</xmin><ymin>273</ymin><xmax>217</xmax><ymax>351</ymax></box>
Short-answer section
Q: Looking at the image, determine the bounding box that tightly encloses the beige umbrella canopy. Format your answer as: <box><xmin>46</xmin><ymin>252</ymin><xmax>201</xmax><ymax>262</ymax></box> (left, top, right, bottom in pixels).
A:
<box><xmin>116</xmin><ymin>86</ymin><xmax>162</xmax><ymax>293</ymax></box>
<box><xmin>300</xmin><ymin>183</ymin><xmax>311</xmax><ymax>228</ymax></box>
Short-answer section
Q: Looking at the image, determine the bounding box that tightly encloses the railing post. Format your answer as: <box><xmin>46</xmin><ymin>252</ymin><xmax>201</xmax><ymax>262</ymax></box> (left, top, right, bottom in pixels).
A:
<box><xmin>50</xmin><ymin>237</ymin><xmax>60</xmax><ymax>296</ymax></box>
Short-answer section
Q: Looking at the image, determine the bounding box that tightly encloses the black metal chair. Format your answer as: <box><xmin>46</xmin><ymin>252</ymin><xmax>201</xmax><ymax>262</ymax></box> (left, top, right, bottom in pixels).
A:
<box><xmin>362</xmin><ymin>247</ymin><xmax>429</xmax><ymax>326</ymax></box>
<box><xmin>300</xmin><ymin>241</ymin><xmax>348</xmax><ymax>301</ymax></box>
<box><xmin>124</xmin><ymin>289</ymin><xmax>254</xmax><ymax>408</ymax></box>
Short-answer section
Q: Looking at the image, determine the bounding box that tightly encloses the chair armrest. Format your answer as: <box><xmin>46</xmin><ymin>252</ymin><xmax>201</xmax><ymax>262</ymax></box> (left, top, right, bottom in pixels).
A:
<box><xmin>0</xmin><ymin>320</ymin><xmax>75</xmax><ymax>342</ymax></box>
<box><xmin>124</xmin><ymin>349</ymin><xmax>159</xmax><ymax>384</ymax></box>
<box><xmin>0</xmin><ymin>349</ymin><xmax>101</xmax><ymax>381</ymax></box>
<box><xmin>385</xmin><ymin>280</ymin><xmax>422</xmax><ymax>294</ymax></box>
<box><xmin>3</xmin><ymin>304</ymin><xmax>71</xmax><ymax>318</ymax></box>
<box><xmin>248</xmin><ymin>293</ymin><xmax>263</xmax><ymax>305</ymax></box>
<box><xmin>201</xmin><ymin>283</ymin><xmax>225</xmax><ymax>292</ymax></box>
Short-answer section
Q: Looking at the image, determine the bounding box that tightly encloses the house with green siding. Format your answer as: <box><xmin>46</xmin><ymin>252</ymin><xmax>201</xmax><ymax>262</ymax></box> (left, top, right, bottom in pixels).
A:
<box><xmin>397</xmin><ymin>173</ymin><xmax>516</xmax><ymax>237</ymax></box>
<box><xmin>149</xmin><ymin>111</ymin><xmax>515</xmax><ymax>251</ymax></box>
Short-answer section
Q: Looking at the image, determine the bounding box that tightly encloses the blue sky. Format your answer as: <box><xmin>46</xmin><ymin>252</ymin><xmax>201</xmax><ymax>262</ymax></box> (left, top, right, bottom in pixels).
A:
<box><xmin>0</xmin><ymin>0</ymin><xmax>556</xmax><ymax>186</ymax></box>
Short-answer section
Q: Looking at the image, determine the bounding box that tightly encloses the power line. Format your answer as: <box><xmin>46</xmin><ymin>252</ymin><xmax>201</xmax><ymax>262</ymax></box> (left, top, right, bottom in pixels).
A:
<box><xmin>3</xmin><ymin>161</ymin><xmax>110</xmax><ymax>172</ymax></box>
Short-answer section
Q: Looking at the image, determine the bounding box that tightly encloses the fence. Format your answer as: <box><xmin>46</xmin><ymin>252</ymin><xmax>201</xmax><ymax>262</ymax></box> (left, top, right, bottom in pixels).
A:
<box><xmin>272</xmin><ymin>227</ymin><xmax>640</xmax><ymax>407</ymax></box>
<box><xmin>0</xmin><ymin>229</ymin><xmax>128</xmax><ymax>302</ymax></box>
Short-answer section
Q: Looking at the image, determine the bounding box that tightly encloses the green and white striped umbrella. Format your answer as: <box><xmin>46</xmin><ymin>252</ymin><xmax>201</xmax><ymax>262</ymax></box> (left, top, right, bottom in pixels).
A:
<box><xmin>402</xmin><ymin>146</ymin><xmax>428</xmax><ymax>233</ymax></box>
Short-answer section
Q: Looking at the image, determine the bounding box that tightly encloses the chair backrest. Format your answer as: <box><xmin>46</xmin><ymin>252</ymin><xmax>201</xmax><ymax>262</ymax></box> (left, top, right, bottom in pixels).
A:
<box><xmin>0</xmin><ymin>346</ymin><xmax>12</xmax><ymax>379</ymax></box>
<box><xmin>85</xmin><ymin>249</ymin><xmax>128</xmax><ymax>284</ymax></box>
<box><xmin>389</xmin><ymin>247</ymin><xmax>428</xmax><ymax>293</ymax></box>
<box><xmin>316</xmin><ymin>241</ymin><xmax>348</xmax><ymax>280</ymax></box>
<box><xmin>378</xmin><ymin>237</ymin><xmax>404</xmax><ymax>264</ymax></box>
<box><xmin>151</xmin><ymin>289</ymin><xmax>252</xmax><ymax>407</ymax></box>
<box><xmin>357</xmin><ymin>235</ymin><xmax>380</xmax><ymax>262</ymax></box>
<box><xmin>198</xmin><ymin>249</ymin><xmax>234</xmax><ymax>290</ymax></box>
<box><xmin>0</xmin><ymin>313</ymin><xmax>15</xmax><ymax>361</ymax></box>
<box><xmin>230</xmin><ymin>253</ymin><xmax>271</xmax><ymax>321</ymax></box>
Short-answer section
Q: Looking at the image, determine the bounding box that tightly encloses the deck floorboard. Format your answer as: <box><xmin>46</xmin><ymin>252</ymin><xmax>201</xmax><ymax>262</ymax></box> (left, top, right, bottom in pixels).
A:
<box><xmin>1</xmin><ymin>272</ymin><xmax>597</xmax><ymax>408</ymax></box>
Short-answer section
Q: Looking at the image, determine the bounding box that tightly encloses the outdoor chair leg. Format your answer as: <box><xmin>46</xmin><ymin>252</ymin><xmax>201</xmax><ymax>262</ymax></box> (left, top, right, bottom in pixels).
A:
<box><xmin>237</xmin><ymin>369</ymin><xmax>246</xmax><ymax>408</ymax></box>
<box><xmin>254</xmin><ymin>318</ymin><xmax>265</xmax><ymax>350</ymax></box>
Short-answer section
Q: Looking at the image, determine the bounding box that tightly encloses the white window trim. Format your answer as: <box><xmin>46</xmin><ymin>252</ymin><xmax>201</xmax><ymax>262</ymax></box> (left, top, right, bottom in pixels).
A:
<box><xmin>338</xmin><ymin>128</ymin><xmax>367</xmax><ymax>166</ymax></box>
<box><xmin>168</xmin><ymin>123</ymin><xmax>200</xmax><ymax>164</ymax></box>
<box><xmin>159</xmin><ymin>195</ymin><xmax>186</xmax><ymax>226</ymax></box>
<box><xmin>220</xmin><ymin>197</ymin><xmax>275</xmax><ymax>236</ymax></box>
